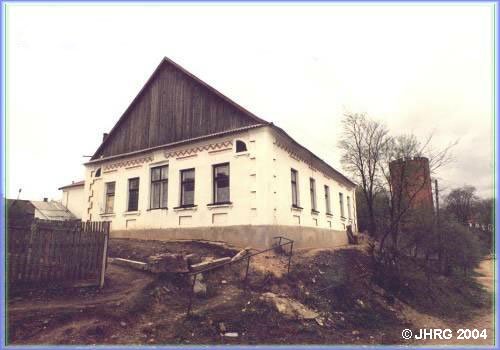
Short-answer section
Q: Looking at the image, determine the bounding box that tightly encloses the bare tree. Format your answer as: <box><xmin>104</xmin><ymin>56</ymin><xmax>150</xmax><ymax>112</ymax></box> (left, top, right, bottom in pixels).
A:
<box><xmin>445</xmin><ymin>186</ymin><xmax>479</xmax><ymax>224</ymax></box>
<box><xmin>338</xmin><ymin>113</ymin><xmax>390</xmax><ymax>235</ymax></box>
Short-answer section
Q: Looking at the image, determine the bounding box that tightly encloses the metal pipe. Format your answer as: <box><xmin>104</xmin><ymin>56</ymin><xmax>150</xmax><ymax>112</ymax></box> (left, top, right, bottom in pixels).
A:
<box><xmin>287</xmin><ymin>242</ymin><xmax>294</xmax><ymax>274</ymax></box>
<box><xmin>244</xmin><ymin>256</ymin><xmax>251</xmax><ymax>284</ymax></box>
<box><xmin>186</xmin><ymin>273</ymin><xmax>197</xmax><ymax>317</ymax></box>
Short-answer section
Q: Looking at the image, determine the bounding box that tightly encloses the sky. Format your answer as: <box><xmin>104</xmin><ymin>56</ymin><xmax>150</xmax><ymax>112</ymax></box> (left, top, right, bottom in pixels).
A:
<box><xmin>5</xmin><ymin>3</ymin><xmax>495</xmax><ymax>201</ymax></box>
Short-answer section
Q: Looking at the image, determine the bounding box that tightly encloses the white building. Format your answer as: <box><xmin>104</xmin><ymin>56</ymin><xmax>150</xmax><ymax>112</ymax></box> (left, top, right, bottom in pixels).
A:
<box><xmin>59</xmin><ymin>180</ymin><xmax>85</xmax><ymax>219</ymax></box>
<box><xmin>82</xmin><ymin>57</ymin><xmax>357</xmax><ymax>248</ymax></box>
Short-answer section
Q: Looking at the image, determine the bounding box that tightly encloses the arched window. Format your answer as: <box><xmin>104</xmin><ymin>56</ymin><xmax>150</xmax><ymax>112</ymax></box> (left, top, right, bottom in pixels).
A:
<box><xmin>236</xmin><ymin>140</ymin><xmax>247</xmax><ymax>153</ymax></box>
<box><xmin>95</xmin><ymin>168</ymin><xmax>101</xmax><ymax>177</ymax></box>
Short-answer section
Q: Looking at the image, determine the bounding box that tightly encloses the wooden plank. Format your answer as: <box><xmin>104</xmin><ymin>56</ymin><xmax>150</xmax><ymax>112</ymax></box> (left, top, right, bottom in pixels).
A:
<box><xmin>99</xmin><ymin>223</ymin><xmax>109</xmax><ymax>288</ymax></box>
<box><xmin>95</xmin><ymin>59</ymin><xmax>258</xmax><ymax>159</ymax></box>
<box><xmin>7</xmin><ymin>220</ymin><xmax>110</xmax><ymax>289</ymax></box>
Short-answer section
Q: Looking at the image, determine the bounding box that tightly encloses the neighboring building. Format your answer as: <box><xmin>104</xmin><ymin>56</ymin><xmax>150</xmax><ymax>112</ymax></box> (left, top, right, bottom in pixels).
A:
<box><xmin>7</xmin><ymin>199</ymin><xmax>77</xmax><ymax>221</ymax></box>
<box><xmin>389</xmin><ymin>156</ymin><xmax>434</xmax><ymax>213</ymax></box>
<box><xmin>59</xmin><ymin>180</ymin><xmax>85</xmax><ymax>219</ymax></box>
<box><xmin>83</xmin><ymin>57</ymin><xmax>357</xmax><ymax>248</ymax></box>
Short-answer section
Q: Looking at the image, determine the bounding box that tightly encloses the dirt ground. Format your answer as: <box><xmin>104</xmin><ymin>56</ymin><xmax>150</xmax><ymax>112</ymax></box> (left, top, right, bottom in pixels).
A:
<box><xmin>409</xmin><ymin>258</ymin><xmax>495</xmax><ymax>346</ymax></box>
<box><xmin>107</xmin><ymin>238</ymin><xmax>240</xmax><ymax>261</ymax></box>
<box><xmin>7</xmin><ymin>238</ymin><xmax>495</xmax><ymax>346</ymax></box>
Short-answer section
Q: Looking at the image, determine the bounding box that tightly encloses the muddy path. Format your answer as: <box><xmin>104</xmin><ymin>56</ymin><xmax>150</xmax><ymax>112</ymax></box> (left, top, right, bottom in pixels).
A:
<box><xmin>410</xmin><ymin>258</ymin><xmax>495</xmax><ymax>346</ymax></box>
<box><xmin>9</xmin><ymin>264</ymin><xmax>154</xmax><ymax>314</ymax></box>
<box><xmin>7</xmin><ymin>264</ymin><xmax>156</xmax><ymax>344</ymax></box>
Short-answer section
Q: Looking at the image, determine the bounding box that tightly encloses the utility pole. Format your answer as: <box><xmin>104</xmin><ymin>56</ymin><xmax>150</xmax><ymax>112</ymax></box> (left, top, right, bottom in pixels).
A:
<box><xmin>435</xmin><ymin>179</ymin><xmax>440</xmax><ymax>225</ymax></box>
<box><xmin>435</xmin><ymin>179</ymin><xmax>444</xmax><ymax>273</ymax></box>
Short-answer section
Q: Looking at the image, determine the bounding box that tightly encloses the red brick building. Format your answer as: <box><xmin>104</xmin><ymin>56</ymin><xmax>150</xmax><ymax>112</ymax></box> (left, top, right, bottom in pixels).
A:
<box><xmin>389</xmin><ymin>157</ymin><xmax>434</xmax><ymax>213</ymax></box>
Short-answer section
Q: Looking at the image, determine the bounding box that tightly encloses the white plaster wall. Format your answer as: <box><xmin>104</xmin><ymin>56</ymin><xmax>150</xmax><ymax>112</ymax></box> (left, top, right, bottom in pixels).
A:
<box><xmin>61</xmin><ymin>186</ymin><xmax>85</xmax><ymax>219</ymax></box>
<box><xmin>270</xmin><ymin>129</ymin><xmax>358</xmax><ymax>232</ymax></box>
<box><xmin>82</xmin><ymin>126</ymin><xmax>357</xmax><ymax>233</ymax></box>
<box><xmin>83</xmin><ymin>127</ymin><xmax>275</xmax><ymax>229</ymax></box>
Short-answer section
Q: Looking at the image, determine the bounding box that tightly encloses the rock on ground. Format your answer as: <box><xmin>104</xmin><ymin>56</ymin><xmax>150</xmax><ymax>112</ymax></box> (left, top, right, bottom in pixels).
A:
<box><xmin>259</xmin><ymin>292</ymin><xmax>319</xmax><ymax>320</ymax></box>
<box><xmin>147</xmin><ymin>253</ymin><xmax>189</xmax><ymax>273</ymax></box>
<box><xmin>192</xmin><ymin>274</ymin><xmax>207</xmax><ymax>296</ymax></box>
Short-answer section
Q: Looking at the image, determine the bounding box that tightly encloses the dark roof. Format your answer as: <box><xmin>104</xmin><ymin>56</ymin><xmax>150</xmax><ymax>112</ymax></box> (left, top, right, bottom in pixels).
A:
<box><xmin>7</xmin><ymin>199</ymin><xmax>77</xmax><ymax>221</ymax></box>
<box><xmin>58</xmin><ymin>180</ymin><xmax>85</xmax><ymax>190</ymax></box>
<box><xmin>89</xmin><ymin>56</ymin><xmax>356</xmax><ymax>188</ymax></box>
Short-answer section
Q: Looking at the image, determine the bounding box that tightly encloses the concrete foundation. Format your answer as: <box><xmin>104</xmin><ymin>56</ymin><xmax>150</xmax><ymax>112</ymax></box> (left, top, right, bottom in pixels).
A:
<box><xmin>110</xmin><ymin>225</ymin><xmax>349</xmax><ymax>249</ymax></box>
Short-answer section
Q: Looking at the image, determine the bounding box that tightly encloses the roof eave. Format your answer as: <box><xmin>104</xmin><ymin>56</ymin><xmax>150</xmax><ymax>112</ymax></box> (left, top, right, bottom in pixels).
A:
<box><xmin>85</xmin><ymin>124</ymin><xmax>267</xmax><ymax>166</ymax></box>
<box><xmin>270</xmin><ymin>125</ymin><xmax>357</xmax><ymax>188</ymax></box>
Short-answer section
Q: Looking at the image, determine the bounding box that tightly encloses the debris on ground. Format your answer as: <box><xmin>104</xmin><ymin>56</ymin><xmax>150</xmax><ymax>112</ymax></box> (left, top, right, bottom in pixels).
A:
<box><xmin>110</xmin><ymin>258</ymin><xmax>148</xmax><ymax>271</ymax></box>
<box><xmin>148</xmin><ymin>253</ymin><xmax>190</xmax><ymax>273</ymax></box>
<box><xmin>259</xmin><ymin>292</ymin><xmax>319</xmax><ymax>320</ymax></box>
<box><xmin>190</xmin><ymin>257</ymin><xmax>231</xmax><ymax>272</ymax></box>
<box><xmin>230</xmin><ymin>248</ymin><xmax>251</xmax><ymax>262</ymax></box>
<box><xmin>8</xmin><ymin>238</ymin><xmax>492</xmax><ymax>346</ymax></box>
<box><xmin>223</xmin><ymin>332</ymin><xmax>239</xmax><ymax>338</ymax></box>
<box><xmin>192</xmin><ymin>274</ymin><xmax>207</xmax><ymax>296</ymax></box>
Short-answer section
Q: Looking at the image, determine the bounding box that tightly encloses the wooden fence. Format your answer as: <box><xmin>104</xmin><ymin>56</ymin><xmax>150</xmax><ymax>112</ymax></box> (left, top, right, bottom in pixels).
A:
<box><xmin>7</xmin><ymin>219</ymin><xmax>110</xmax><ymax>291</ymax></box>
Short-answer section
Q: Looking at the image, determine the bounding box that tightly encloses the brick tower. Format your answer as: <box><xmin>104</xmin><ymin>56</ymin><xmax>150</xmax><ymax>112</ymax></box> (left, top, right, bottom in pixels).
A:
<box><xmin>389</xmin><ymin>157</ymin><xmax>434</xmax><ymax>213</ymax></box>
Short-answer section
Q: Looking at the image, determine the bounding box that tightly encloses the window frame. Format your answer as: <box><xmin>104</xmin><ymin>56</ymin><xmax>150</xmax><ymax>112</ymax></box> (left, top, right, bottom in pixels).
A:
<box><xmin>104</xmin><ymin>181</ymin><xmax>115</xmax><ymax>214</ymax></box>
<box><xmin>347</xmin><ymin>195</ymin><xmax>352</xmax><ymax>219</ymax></box>
<box><xmin>212</xmin><ymin>162</ymin><xmax>231</xmax><ymax>205</ymax></box>
<box><xmin>179</xmin><ymin>168</ymin><xmax>196</xmax><ymax>207</ymax></box>
<box><xmin>310</xmin><ymin>178</ymin><xmax>318</xmax><ymax>213</ymax></box>
<box><xmin>325</xmin><ymin>185</ymin><xmax>332</xmax><ymax>215</ymax></box>
<box><xmin>291</xmin><ymin>169</ymin><xmax>301</xmax><ymax>208</ymax></box>
<box><xmin>339</xmin><ymin>192</ymin><xmax>345</xmax><ymax>218</ymax></box>
<box><xmin>127</xmin><ymin>177</ymin><xmax>140</xmax><ymax>212</ymax></box>
<box><xmin>150</xmin><ymin>165</ymin><xmax>169</xmax><ymax>210</ymax></box>
<box><xmin>235</xmin><ymin>140</ymin><xmax>248</xmax><ymax>153</ymax></box>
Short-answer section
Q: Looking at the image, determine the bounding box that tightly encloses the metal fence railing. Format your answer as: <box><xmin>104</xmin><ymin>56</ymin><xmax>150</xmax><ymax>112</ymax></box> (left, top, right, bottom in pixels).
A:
<box><xmin>186</xmin><ymin>236</ymin><xmax>294</xmax><ymax>316</ymax></box>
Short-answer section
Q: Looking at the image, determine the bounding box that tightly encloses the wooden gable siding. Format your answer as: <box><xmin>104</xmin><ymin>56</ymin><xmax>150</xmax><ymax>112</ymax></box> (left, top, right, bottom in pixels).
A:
<box><xmin>93</xmin><ymin>60</ymin><xmax>262</xmax><ymax>159</ymax></box>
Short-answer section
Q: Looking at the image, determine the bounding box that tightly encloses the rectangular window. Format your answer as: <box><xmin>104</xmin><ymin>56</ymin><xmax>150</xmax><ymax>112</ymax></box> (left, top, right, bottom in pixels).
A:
<box><xmin>180</xmin><ymin>168</ymin><xmax>195</xmax><ymax>206</ymax></box>
<box><xmin>339</xmin><ymin>192</ymin><xmax>345</xmax><ymax>218</ymax></box>
<box><xmin>325</xmin><ymin>185</ymin><xmax>331</xmax><ymax>214</ymax></box>
<box><xmin>150</xmin><ymin>165</ymin><xmax>168</xmax><ymax>209</ymax></box>
<box><xmin>213</xmin><ymin>163</ymin><xmax>230</xmax><ymax>204</ymax></box>
<box><xmin>105</xmin><ymin>182</ymin><xmax>115</xmax><ymax>214</ymax></box>
<box><xmin>310</xmin><ymin>178</ymin><xmax>317</xmax><ymax>212</ymax></box>
<box><xmin>291</xmin><ymin>169</ymin><xmax>299</xmax><ymax>207</ymax></box>
<box><xmin>347</xmin><ymin>196</ymin><xmax>352</xmax><ymax>219</ymax></box>
<box><xmin>127</xmin><ymin>178</ymin><xmax>140</xmax><ymax>212</ymax></box>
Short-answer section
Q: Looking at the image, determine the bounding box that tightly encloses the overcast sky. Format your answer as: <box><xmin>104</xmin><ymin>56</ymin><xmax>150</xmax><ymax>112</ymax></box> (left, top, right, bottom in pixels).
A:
<box><xmin>6</xmin><ymin>3</ymin><xmax>494</xmax><ymax>201</ymax></box>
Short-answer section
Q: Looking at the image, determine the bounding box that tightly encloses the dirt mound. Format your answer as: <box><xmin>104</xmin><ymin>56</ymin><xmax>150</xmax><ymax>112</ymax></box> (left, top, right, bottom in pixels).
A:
<box><xmin>8</xmin><ymin>239</ymin><xmax>493</xmax><ymax>345</ymax></box>
<box><xmin>108</xmin><ymin>238</ymin><xmax>239</xmax><ymax>262</ymax></box>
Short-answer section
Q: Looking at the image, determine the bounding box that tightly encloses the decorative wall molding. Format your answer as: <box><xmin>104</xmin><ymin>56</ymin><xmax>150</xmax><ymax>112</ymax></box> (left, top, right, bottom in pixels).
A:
<box><xmin>176</xmin><ymin>154</ymin><xmax>198</xmax><ymax>160</ymax></box>
<box><xmin>275</xmin><ymin>138</ymin><xmax>326</xmax><ymax>177</ymax></box>
<box><xmin>275</xmin><ymin>139</ymin><xmax>309</xmax><ymax>166</ymax></box>
<box><xmin>103</xmin><ymin>156</ymin><xmax>154</xmax><ymax>171</ymax></box>
<box><xmin>164</xmin><ymin>140</ymin><xmax>232</xmax><ymax>159</ymax></box>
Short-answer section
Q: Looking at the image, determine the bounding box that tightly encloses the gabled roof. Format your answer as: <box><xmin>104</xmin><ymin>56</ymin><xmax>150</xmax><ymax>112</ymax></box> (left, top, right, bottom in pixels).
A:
<box><xmin>90</xmin><ymin>56</ymin><xmax>356</xmax><ymax>188</ymax></box>
<box><xmin>7</xmin><ymin>199</ymin><xmax>77</xmax><ymax>221</ymax></box>
<box><xmin>31</xmin><ymin>201</ymin><xmax>77</xmax><ymax>221</ymax></box>
<box><xmin>91</xmin><ymin>57</ymin><xmax>268</xmax><ymax>160</ymax></box>
<box><xmin>58</xmin><ymin>180</ymin><xmax>85</xmax><ymax>190</ymax></box>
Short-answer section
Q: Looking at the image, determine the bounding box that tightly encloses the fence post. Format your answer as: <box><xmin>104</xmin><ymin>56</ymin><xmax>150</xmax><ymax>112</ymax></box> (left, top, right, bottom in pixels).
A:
<box><xmin>99</xmin><ymin>222</ymin><xmax>110</xmax><ymax>288</ymax></box>
<box><xmin>244</xmin><ymin>256</ymin><xmax>251</xmax><ymax>284</ymax></box>
<box><xmin>186</xmin><ymin>273</ymin><xmax>197</xmax><ymax>317</ymax></box>
<box><xmin>287</xmin><ymin>241</ymin><xmax>294</xmax><ymax>275</ymax></box>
